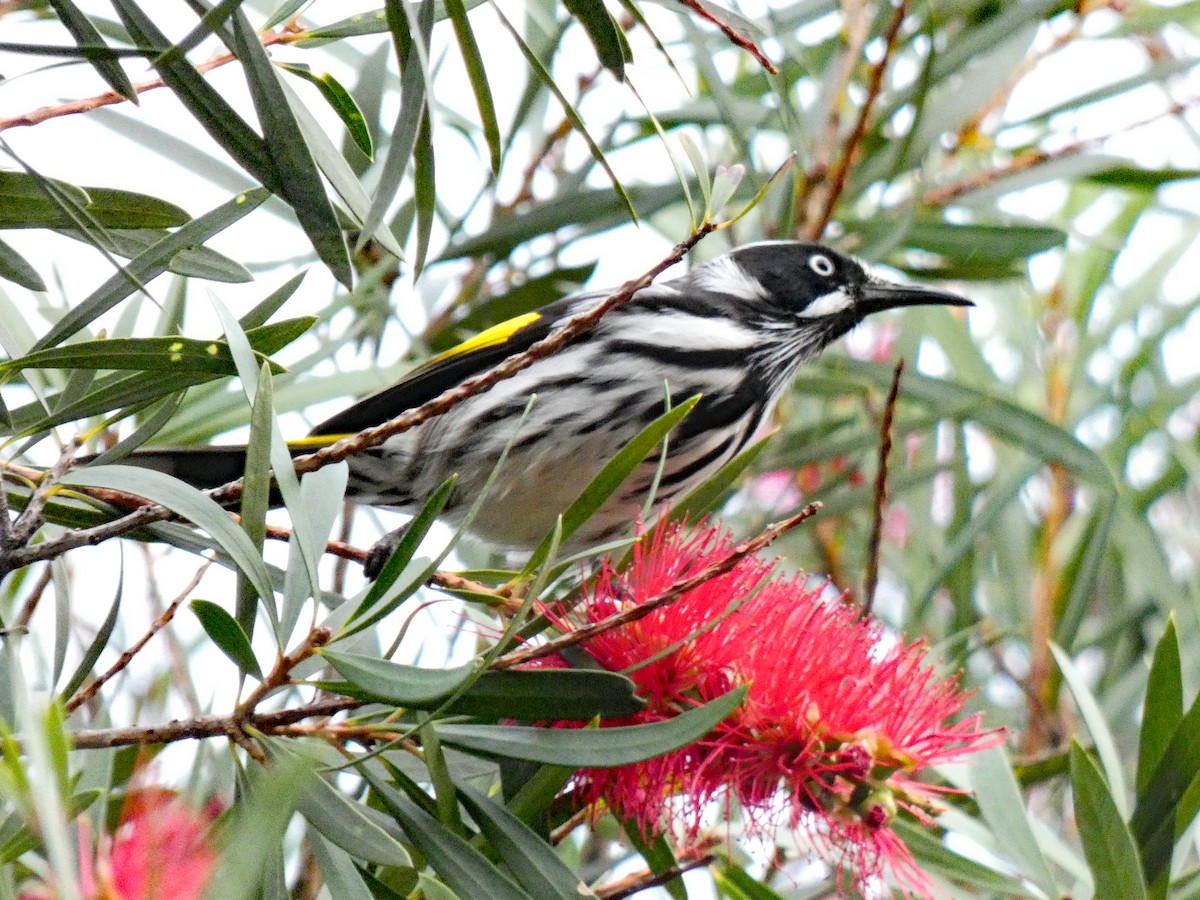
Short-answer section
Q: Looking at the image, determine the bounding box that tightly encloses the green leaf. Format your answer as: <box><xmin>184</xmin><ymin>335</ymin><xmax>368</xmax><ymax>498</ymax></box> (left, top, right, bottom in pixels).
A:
<box><xmin>31</xmin><ymin>188</ymin><xmax>269</xmax><ymax>352</ymax></box>
<box><xmin>1130</xmin><ymin>669</ymin><xmax>1200</xmax><ymax>891</ymax></box>
<box><xmin>1070</xmin><ymin>742</ymin><xmax>1147</xmax><ymax>899</ymax></box>
<box><xmin>526</xmin><ymin>395</ymin><xmax>700</xmax><ymax>571</ymax></box>
<box><xmin>54</xmin><ymin>227</ymin><xmax>252</xmax><ymax>282</ymax></box>
<box><xmin>457</xmin><ymin>783</ymin><xmax>596</xmax><ymax>899</ymax></box>
<box><xmin>666</xmin><ymin>435</ymin><xmax>771</xmax><ymax>523</ymax></box>
<box><xmin>437</xmin><ymin>686</ymin><xmax>745</xmax><ymax>767</ymax></box>
<box><xmin>277</xmin><ymin>63</ymin><xmax>373</xmax><ymax>160</ymax></box>
<box><xmin>190</xmin><ymin>599</ymin><xmax>262</xmax><ymax>680</ymax></box>
<box><xmin>58</xmin><ymin>572</ymin><xmax>122</xmax><ymax>701</ymax></box>
<box><xmin>229</xmin><ymin>10</ymin><xmax>351</xmax><ymax>287</ymax></box>
<box><xmin>442</xmin><ymin>669</ymin><xmax>645</xmax><ymax>720</ymax></box>
<box><xmin>342</xmin><ymin>476</ymin><xmax>457</xmax><ymax>636</ymax></box>
<box><xmin>1050</xmin><ymin>643</ymin><xmax>1127</xmax><ymax>817</ymax></box>
<box><xmin>296</xmin><ymin>772</ymin><xmax>414</xmax><ymax>868</ymax></box>
<box><xmin>320</xmin><ymin>652</ymin><xmax>643</xmax><ymax>719</ymax></box>
<box><xmin>366</xmin><ymin>777</ymin><xmax>534</xmax><ymax>900</ymax></box>
<box><xmin>307</xmin><ymin>832</ymin><xmax>375</xmax><ymax>900</ymax></box>
<box><xmin>969</xmin><ymin>745</ymin><xmax>1057</xmax><ymax>895</ymax></box>
<box><xmin>321</xmin><ymin>651</ymin><xmax>476</xmax><ymax>704</ymax></box>
<box><xmin>888</xmin><ymin>818</ymin><xmax>1033</xmax><ymax>895</ymax></box>
<box><xmin>444</xmin><ymin>0</ymin><xmax>501</xmax><ymax>175</ymax></box>
<box><xmin>46</xmin><ymin>0</ymin><xmax>138</xmax><ymax>99</ymax></box>
<box><xmin>563</xmin><ymin>0</ymin><xmax>627</xmax><ymax>79</ymax></box>
<box><xmin>0</xmin><ymin>328</ymin><xmax>307</xmax><ymax>377</ymax></box>
<box><xmin>492</xmin><ymin>3</ymin><xmax>636</xmax><ymax>223</ymax></box>
<box><xmin>1137</xmin><ymin>618</ymin><xmax>1183</xmax><ymax>797</ymax></box>
<box><xmin>0</xmin><ymin>236</ymin><xmax>46</xmax><ymax>292</ymax></box>
<box><xmin>59</xmin><ymin>465</ymin><xmax>275</xmax><ymax>610</ymax></box>
<box><xmin>0</xmin><ymin>172</ymin><xmax>189</xmax><ymax>230</ymax></box>
<box><xmin>108</xmin><ymin>1</ymin><xmax>277</xmax><ymax>188</ymax></box>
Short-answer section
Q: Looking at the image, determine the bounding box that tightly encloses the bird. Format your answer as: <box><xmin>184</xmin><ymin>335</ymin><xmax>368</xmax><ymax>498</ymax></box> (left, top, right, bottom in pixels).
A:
<box><xmin>116</xmin><ymin>240</ymin><xmax>970</xmax><ymax>578</ymax></box>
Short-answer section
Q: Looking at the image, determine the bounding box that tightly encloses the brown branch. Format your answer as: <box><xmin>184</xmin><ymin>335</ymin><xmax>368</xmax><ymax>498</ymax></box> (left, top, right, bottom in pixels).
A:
<box><xmin>65</xmin><ymin>559</ymin><xmax>211</xmax><ymax>713</ymax></box>
<box><xmin>805</xmin><ymin>0</ymin><xmax>908</xmax><ymax>240</ymax></box>
<box><xmin>0</xmin><ymin>28</ymin><xmax>305</xmax><ymax>133</ymax></box>
<box><xmin>0</xmin><ymin>226</ymin><xmax>717</xmax><ymax>576</ymax></box>
<box><xmin>69</xmin><ymin>696</ymin><xmax>363</xmax><ymax>750</ymax></box>
<box><xmin>597</xmin><ymin>848</ymin><xmax>717</xmax><ymax>899</ymax></box>
<box><xmin>493</xmin><ymin>503</ymin><xmax>822</xmax><ymax>670</ymax></box>
<box><xmin>13</xmin><ymin>563</ymin><xmax>52</xmax><ymax>629</ymax></box>
<box><xmin>861</xmin><ymin>359</ymin><xmax>903</xmax><ymax>619</ymax></box>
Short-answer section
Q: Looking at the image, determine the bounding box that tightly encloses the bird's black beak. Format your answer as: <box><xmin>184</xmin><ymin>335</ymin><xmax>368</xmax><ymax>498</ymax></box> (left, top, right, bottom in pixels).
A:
<box><xmin>859</xmin><ymin>280</ymin><xmax>973</xmax><ymax>315</ymax></box>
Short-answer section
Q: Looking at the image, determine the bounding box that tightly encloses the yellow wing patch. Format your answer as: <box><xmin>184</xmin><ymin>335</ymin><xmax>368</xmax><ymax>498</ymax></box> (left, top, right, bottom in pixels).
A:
<box><xmin>429</xmin><ymin>312</ymin><xmax>542</xmax><ymax>367</ymax></box>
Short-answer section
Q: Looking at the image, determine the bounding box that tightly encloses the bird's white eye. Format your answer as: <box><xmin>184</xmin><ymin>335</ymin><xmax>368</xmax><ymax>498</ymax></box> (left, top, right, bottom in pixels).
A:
<box><xmin>808</xmin><ymin>254</ymin><xmax>835</xmax><ymax>277</ymax></box>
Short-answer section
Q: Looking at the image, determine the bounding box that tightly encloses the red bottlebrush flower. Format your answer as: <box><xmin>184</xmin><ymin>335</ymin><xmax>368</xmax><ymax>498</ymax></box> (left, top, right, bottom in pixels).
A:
<box><xmin>546</xmin><ymin>521</ymin><xmax>1000</xmax><ymax>897</ymax></box>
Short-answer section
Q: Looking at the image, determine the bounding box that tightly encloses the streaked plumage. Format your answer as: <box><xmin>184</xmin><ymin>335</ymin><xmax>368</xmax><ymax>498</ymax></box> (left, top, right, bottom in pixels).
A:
<box><xmin>122</xmin><ymin>241</ymin><xmax>970</xmax><ymax>574</ymax></box>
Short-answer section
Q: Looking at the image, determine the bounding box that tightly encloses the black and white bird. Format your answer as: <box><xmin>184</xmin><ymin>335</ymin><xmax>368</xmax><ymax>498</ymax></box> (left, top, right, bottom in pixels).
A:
<box><xmin>121</xmin><ymin>241</ymin><xmax>970</xmax><ymax>575</ymax></box>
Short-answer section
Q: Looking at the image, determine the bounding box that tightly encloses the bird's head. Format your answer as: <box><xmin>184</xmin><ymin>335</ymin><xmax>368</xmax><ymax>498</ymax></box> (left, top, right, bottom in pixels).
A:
<box><xmin>690</xmin><ymin>240</ymin><xmax>971</xmax><ymax>352</ymax></box>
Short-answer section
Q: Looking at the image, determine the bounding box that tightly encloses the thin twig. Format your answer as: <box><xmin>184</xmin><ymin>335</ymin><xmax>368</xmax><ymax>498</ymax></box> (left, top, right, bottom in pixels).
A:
<box><xmin>493</xmin><ymin>503</ymin><xmax>822</xmax><ymax>670</ymax></box>
<box><xmin>13</xmin><ymin>564</ymin><xmax>52</xmax><ymax>628</ymax></box>
<box><xmin>6</xmin><ymin>437</ymin><xmax>83</xmax><ymax>555</ymax></box>
<box><xmin>672</xmin><ymin>0</ymin><xmax>776</xmax><ymax>73</ymax></box>
<box><xmin>806</xmin><ymin>0</ymin><xmax>908</xmax><ymax>240</ymax></box>
<box><xmin>69</xmin><ymin>696</ymin><xmax>363</xmax><ymax>750</ymax></box>
<box><xmin>65</xmin><ymin>559</ymin><xmax>211</xmax><ymax>713</ymax></box>
<box><xmin>597</xmin><ymin>851</ymin><xmax>717</xmax><ymax>899</ymax></box>
<box><xmin>861</xmin><ymin>359</ymin><xmax>903</xmax><ymax>619</ymax></box>
<box><xmin>0</xmin><ymin>28</ymin><xmax>304</xmax><ymax>132</ymax></box>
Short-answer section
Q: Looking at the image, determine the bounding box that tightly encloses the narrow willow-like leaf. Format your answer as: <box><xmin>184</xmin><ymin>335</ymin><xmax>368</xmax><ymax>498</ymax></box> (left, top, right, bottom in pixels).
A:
<box><xmin>444</xmin><ymin>0</ymin><xmax>501</xmax><ymax>174</ymax></box>
<box><xmin>1051</xmin><ymin>643</ymin><xmax>1128</xmax><ymax>817</ymax></box>
<box><xmin>321</xmin><ymin>651</ymin><xmax>477</xmax><ymax>704</ymax></box>
<box><xmin>0</xmin><ymin>329</ymin><xmax>304</xmax><ymax>376</ymax></box>
<box><xmin>108</xmin><ymin>0</ymin><xmax>276</xmax><ymax>187</ymax></box>
<box><xmin>60</xmin><ymin>465</ymin><xmax>275</xmax><ymax>610</ymax></box>
<box><xmin>358</xmin><ymin>0</ymin><xmax>433</xmax><ymax>253</ymax></box>
<box><xmin>832</xmin><ymin>358</ymin><xmax>1112</xmax><ymax>485</ymax></box>
<box><xmin>58</xmin><ymin>563</ymin><xmax>122</xmax><ymax>701</ymax></box>
<box><xmin>364</xmin><ymin>780</ymin><xmax>535</xmax><ymax>900</ymax></box>
<box><xmin>0</xmin><ymin>173</ymin><xmax>188</xmax><ymax>230</ymax></box>
<box><xmin>230</xmin><ymin>10</ymin><xmax>351</xmax><ymax>287</ymax></box>
<box><xmin>969</xmin><ymin>746</ymin><xmax>1058</xmax><ymax>895</ymax></box>
<box><xmin>1070</xmin><ymin>742</ymin><xmax>1147</xmax><ymax>899</ymax></box>
<box><xmin>0</xmin><ymin>237</ymin><xmax>46</xmax><ymax>292</ymax></box>
<box><xmin>277</xmin><ymin>63</ymin><xmax>373</xmax><ymax>159</ymax></box>
<box><xmin>190</xmin><ymin>599</ymin><xmax>262</xmax><ymax>680</ymax></box>
<box><xmin>563</xmin><ymin>0</ymin><xmax>627</xmax><ymax>79</ymax></box>
<box><xmin>46</xmin><ymin>0</ymin><xmax>137</xmax><ymax>99</ymax></box>
<box><xmin>296</xmin><ymin>772</ymin><xmax>414</xmax><ymax>868</ymax></box>
<box><xmin>1138</xmin><ymin>617</ymin><xmax>1183</xmax><ymax>797</ymax></box>
<box><xmin>31</xmin><ymin>188</ymin><xmax>269</xmax><ymax>352</ymax></box>
<box><xmin>343</xmin><ymin>475</ymin><xmax>456</xmax><ymax>634</ymax></box>
<box><xmin>457</xmin><ymin>783</ymin><xmax>596</xmax><ymax>899</ymax></box>
<box><xmin>53</xmin><ymin>228</ymin><xmax>252</xmax><ymax>283</ymax></box>
<box><xmin>492</xmin><ymin>1</ymin><xmax>636</xmax><ymax>223</ymax></box>
<box><xmin>438</xmin><ymin>686</ymin><xmax>745</xmax><ymax>767</ymax></box>
<box><xmin>306</xmin><ymin>832</ymin><xmax>375</xmax><ymax>900</ymax></box>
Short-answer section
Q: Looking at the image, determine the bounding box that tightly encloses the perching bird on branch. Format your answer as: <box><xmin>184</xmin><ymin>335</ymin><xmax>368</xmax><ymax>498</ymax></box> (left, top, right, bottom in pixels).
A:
<box><xmin>116</xmin><ymin>241</ymin><xmax>970</xmax><ymax>578</ymax></box>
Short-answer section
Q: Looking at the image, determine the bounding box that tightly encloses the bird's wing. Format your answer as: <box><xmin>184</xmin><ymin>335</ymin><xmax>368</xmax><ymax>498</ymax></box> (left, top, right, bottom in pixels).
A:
<box><xmin>302</xmin><ymin>293</ymin><xmax>602</xmax><ymax>441</ymax></box>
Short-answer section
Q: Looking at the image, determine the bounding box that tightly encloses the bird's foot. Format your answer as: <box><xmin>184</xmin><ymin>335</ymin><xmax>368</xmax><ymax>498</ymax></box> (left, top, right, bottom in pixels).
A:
<box><xmin>363</xmin><ymin>525</ymin><xmax>410</xmax><ymax>581</ymax></box>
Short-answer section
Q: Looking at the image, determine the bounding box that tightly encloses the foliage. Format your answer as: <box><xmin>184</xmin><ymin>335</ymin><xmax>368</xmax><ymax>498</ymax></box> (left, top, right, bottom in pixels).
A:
<box><xmin>0</xmin><ymin>0</ymin><xmax>1198</xmax><ymax>897</ymax></box>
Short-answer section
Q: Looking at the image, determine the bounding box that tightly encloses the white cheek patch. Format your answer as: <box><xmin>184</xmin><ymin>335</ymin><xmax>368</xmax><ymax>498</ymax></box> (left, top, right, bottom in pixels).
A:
<box><xmin>797</xmin><ymin>288</ymin><xmax>854</xmax><ymax>318</ymax></box>
<box><xmin>695</xmin><ymin>255</ymin><xmax>770</xmax><ymax>302</ymax></box>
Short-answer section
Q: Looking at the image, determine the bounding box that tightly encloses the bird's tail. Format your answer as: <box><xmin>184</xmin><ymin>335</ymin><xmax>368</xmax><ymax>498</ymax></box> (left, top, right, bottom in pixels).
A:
<box><xmin>98</xmin><ymin>445</ymin><xmax>256</xmax><ymax>490</ymax></box>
